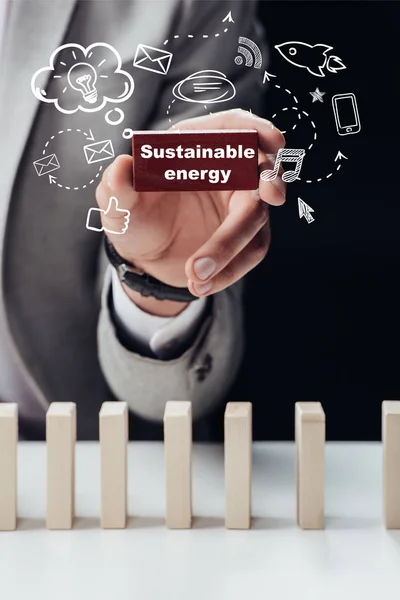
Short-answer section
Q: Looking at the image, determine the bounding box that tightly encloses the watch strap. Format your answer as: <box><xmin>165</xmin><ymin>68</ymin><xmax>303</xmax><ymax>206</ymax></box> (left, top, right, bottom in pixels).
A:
<box><xmin>104</xmin><ymin>236</ymin><xmax>197</xmax><ymax>302</ymax></box>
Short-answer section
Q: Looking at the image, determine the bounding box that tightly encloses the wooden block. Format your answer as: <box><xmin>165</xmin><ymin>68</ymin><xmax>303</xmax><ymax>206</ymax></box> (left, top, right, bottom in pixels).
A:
<box><xmin>295</xmin><ymin>402</ymin><xmax>325</xmax><ymax>530</ymax></box>
<box><xmin>132</xmin><ymin>130</ymin><xmax>258</xmax><ymax>192</ymax></box>
<box><xmin>382</xmin><ymin>401</ymin><xmax>400</xmax><ymax>529</ymax></box>
<box><xmin>46</xmin><ymin>402</ymin><xmax>76</xmax><ymax>530</ymax></box>
<box><xmin>99</xmin><ymin>402</ymin><xmax>128</xmax><ymax>529</ymax></box>
<box><xmin>163</xmin><ymin>401</ymin><xmax>192</xmax><ymax>529</ymax></box>
<box><xmin>0</xmin><ymin>404</ymin><xmax>18</xmax><ymax>531</ymax></box>
<box><xmin>224</xmin><ymin>402</ymin><xmax>252</xmax><ymax>529</ymax></box>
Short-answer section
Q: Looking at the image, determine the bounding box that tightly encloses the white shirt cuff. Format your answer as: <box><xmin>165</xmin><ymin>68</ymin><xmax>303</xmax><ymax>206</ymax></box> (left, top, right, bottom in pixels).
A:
<box><xmin>111</xmin><ymin>268</ymin><xmax>207</xmax><ymax>359</ymax></box>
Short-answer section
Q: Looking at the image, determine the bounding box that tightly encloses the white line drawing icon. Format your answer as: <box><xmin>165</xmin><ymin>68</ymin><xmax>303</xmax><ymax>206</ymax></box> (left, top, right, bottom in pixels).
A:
<box><xmin>122</xmin><ymin>128</ymin><xmax>134</xmax><ymax>139</ymax></box>
<box><xmin>83</xmin><ymin>140</ymin><xmax>115</xmax><ymax>164</ymax></box>
<box><xmin>332</xmin><ymin>93</ymin><xmax>361</xmax><ymax>136</ymax></box>
<box><xmin>222</xmin><ymin>11</ymin><xmax>234</xmax><ymax>23</ymax></box>
<box><xmin>133</xmin><ymin>44</ymin><xmax>173</xmax><ymax>75</ymax></box>
<box><xmin>263</xmin><ymin>70</ymin><xmax>277</xmax><ymax>83</ymax></box>
<box><xmin>173</xmin><ymin>70</ymin><xmax>236</xmax><ymax>104</ymax></box>
<box><xmin>33</xmin><ymin>153</ymin><xmax>60</xmax><ymax>177</ymax></box>
<box><xmin>275</xmin><ymin>42</ymin><xmax>346</xmax><ymax>77</ymax></box>
<box><xmin>235</xmin><ymin>37</ymin><xmax>262</xmax><ymax>69</ymax></box>
<box><xmin>105</xmin><ymin>108</ymin><xmax>125</xmax><ymax>126</ymax></box>
<box><xmin>299</xmin><ymin>151</ymin><xmax>348</xmax><ymax>184</ymax></box>
<box><xmin>86</xmin><ymin>197</ymin><xmax>130</xmax><ymax>235</ymax></box>
<box><xmin>67</xmin><ymin>62</ymin><xmax>98</xmax><ymax>104</ymax></box>
<box><xmin>38</xmin><ymin>128</ymin><xmax>103</xmax><ymax>191</ymax></box>
<box><xmin>298</xmin><ymin>198</ymin><xmax>315</xmax><ymax>223</ymax></box>
<box><xmin>310</xmin><ymin>87</ymin><xmax>325</xmax><ymax>103</ymax></box>
<box><xmin>260</xmin><ymin>148</ymin><xmax>305</xmax><ymax>183</ymax></box>
<box><xmin>31</xmin><ymin>42</ymin><xmax>134</xmax><ymax>114</ymax></box>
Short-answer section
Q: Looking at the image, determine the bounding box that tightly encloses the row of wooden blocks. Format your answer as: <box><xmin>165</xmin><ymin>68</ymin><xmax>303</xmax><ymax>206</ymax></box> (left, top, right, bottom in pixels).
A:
<box><xmin>0</xmin><ymin>400</ymin><xmax>400</xmax><ymax>531</ymax></box>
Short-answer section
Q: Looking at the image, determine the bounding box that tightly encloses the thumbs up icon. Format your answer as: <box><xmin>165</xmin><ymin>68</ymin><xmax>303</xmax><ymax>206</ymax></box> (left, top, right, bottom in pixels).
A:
<box><xmin>86</xmin><ymin>196</ymin><xmax>130</xmax><ymax>235</ymax></box>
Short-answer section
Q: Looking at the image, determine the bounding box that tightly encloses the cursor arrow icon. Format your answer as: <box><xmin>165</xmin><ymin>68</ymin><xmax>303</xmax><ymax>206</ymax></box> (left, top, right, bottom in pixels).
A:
<box><xmin>298</xmin><ymin>198</ymin><xmax>315</xmax><ymax>224</ymax></box>
<box><xmin>335</xmin><ymin>151</ymin><xmax>348</xmax><ymax>161</ymax></box>
<box><xmin>222</xmin><ymin>11</ymin><xmax>234</xmax><ymax>23</ymax></box>
<box><xmin>49</xmin><ymin>175</ymin><xmax>57</xmax><ymax>184</ymax></box>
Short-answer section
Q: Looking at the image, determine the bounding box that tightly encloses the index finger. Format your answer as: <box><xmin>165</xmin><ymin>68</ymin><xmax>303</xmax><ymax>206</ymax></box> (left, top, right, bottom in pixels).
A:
<box><xmin>172</xmin><ymin>108</ymin><xmax>285</xmax><ymax>155</ymax></box>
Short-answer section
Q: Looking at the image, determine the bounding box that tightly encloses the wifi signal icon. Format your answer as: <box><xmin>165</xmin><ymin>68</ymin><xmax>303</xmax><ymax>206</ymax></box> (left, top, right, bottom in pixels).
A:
<box><xmin>235</xmin><ymin>36</ymin><xmax>263</xmax><ymax>69</ymax></box>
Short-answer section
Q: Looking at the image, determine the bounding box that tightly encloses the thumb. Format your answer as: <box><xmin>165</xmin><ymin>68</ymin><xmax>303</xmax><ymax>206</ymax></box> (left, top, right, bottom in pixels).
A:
<box><xmin>104</xmin><ymin>196</ymin><xmax>119</xmax><ymax>216</ymax></box>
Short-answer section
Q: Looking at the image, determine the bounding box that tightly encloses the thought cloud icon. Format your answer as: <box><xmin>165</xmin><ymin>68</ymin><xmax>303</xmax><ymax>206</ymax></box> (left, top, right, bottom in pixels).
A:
<box><xmin>31</xmin><ymin>42</ymin><xmax>134</xmax><ymax>114</ymax></box>
<box><xmin>172</xmin><ymin>70</ymin><xmax>236</xmax><ymax>104</ymax></box>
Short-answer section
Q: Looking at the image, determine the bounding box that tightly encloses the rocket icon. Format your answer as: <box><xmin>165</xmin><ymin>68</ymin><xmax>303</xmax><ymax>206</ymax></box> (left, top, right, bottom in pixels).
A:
<box><xmin>275</xmin><ymin>42</ymin><xmax>346</xmax><ymax>77</ymax></box>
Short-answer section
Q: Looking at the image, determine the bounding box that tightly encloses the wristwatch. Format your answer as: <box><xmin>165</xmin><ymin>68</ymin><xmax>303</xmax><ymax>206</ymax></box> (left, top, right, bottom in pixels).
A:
<box><xmin>104</xmin><ymin>236</ymin><xmax>198</xmax><ymax>302</ymax></box>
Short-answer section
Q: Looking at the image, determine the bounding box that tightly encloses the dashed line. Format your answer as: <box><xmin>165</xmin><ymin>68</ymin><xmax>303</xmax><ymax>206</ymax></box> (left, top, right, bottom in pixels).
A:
<box><xmin>42</xmin><ymin>129</ymin><xmax>104</xmax><ymax>190</ymax></box>
<box><xmin>163</xmin><ymin>21</ymin><xmax>231</xmax><ymax>45</ymax></box>
<box><xmin>271</xmin><ymin>105</ymin><xmax>316</xmax><ymax>149</ymax></box>
<box><xmin>299</xmin><ymin>160</ymin><xmax>343</xmax><ymax>184</ymax></box>
<box><xmin>273</xmin><ymin>84</ymin><xmax>298</xmax><ymax>105</ymax></box>
<box><xmin>42</xmin><ymin>128</ymin><xmax>90</xmax><ymax>156</ymax></box>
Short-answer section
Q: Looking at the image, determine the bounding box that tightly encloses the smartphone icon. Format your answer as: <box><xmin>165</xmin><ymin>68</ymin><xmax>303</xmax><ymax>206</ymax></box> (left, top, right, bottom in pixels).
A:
<box><xmin>332</xmin><ymin>93</ymin><xmax>361</xmax><ymax>136</ymax></box>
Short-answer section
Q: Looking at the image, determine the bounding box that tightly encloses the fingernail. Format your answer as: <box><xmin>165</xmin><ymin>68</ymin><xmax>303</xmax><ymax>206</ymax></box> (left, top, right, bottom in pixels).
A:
<box><xmin>193</xmin><ymin>281</ymin><xmax>212</xmax><ymax>295</ymax></box>
<box><xmin>193</xmin><ymin>257</ymin><xmax>216</xmax><ymax>280</ymax></box>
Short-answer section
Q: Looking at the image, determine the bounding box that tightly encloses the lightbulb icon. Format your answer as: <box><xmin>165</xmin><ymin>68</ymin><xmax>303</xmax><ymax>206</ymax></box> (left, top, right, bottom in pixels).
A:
<box><xmin>67</xmin><ymin>62</ymin><xmax>98</xmax><ymax>104</ymax></box>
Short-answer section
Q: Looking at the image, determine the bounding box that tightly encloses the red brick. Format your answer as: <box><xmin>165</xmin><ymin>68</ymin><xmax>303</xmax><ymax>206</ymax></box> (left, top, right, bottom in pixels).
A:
<box><xmin>132</xmin><ymin>130</ymin><xmax>258</xmax><ymax>192</ymax></box>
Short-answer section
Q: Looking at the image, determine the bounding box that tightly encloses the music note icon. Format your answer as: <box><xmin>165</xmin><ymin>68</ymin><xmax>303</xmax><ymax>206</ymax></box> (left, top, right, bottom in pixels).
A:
<box><xmin>260</xmin><ymin>148</ymin><xmax>305</xmax><ymax>183</ymax></box>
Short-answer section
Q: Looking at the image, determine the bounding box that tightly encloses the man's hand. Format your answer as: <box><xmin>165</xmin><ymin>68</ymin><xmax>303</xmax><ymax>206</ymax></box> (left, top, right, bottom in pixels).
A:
<box><xmin>96</xmin><ymin>109</ymin><xmax>286</xmax><ymax>315</ymax></box>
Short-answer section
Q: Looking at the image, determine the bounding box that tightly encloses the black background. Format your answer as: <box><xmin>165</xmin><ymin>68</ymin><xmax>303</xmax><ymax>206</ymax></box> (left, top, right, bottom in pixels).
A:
<box><xmin>226</xmin><ymin>0</ymin><xmax>400</xmax><ymax>441</ymax></box>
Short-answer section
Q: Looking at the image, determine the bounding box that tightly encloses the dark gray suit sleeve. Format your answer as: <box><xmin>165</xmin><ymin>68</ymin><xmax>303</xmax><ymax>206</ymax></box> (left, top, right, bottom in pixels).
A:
<box><xmin>98</xmin><ymin>268</ymin><xmax>245</xmax><ymax>422</ymax></box>
<box><xmin>98</xmin><ymin>0</ymin><xmax>266</xmax><ymax>421</ymax></box>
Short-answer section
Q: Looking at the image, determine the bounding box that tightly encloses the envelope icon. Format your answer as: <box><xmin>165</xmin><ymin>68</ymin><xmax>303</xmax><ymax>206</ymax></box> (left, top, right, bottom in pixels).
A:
<box><xmin>33</xmin><ymin>153</ymin><xmax>60</xmax><ymax>177</ymax></box>
<box><xmin>133</xmin><ymin>44</ymin><xmax>173</xmax><ymax>76</ymax></box>
<box><xmin>83</xmin><ymin>140</ymin><xmax>115</xmax><ymax>164</ymax></box>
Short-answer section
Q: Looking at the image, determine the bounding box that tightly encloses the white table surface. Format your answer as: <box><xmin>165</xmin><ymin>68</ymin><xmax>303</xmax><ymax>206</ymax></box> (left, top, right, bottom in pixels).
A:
<box><xmin>2</xmin><ymin>441</ymin><xmax>400</xmax><ymax>600</ymax></box>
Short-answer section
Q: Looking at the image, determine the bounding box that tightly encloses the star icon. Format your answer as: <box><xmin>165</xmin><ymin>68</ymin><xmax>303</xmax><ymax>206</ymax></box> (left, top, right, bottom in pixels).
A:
<box><xmin>310</xmin><ymin>87</ymin><xmax>326</xmax><ymax>103</ymax></box>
